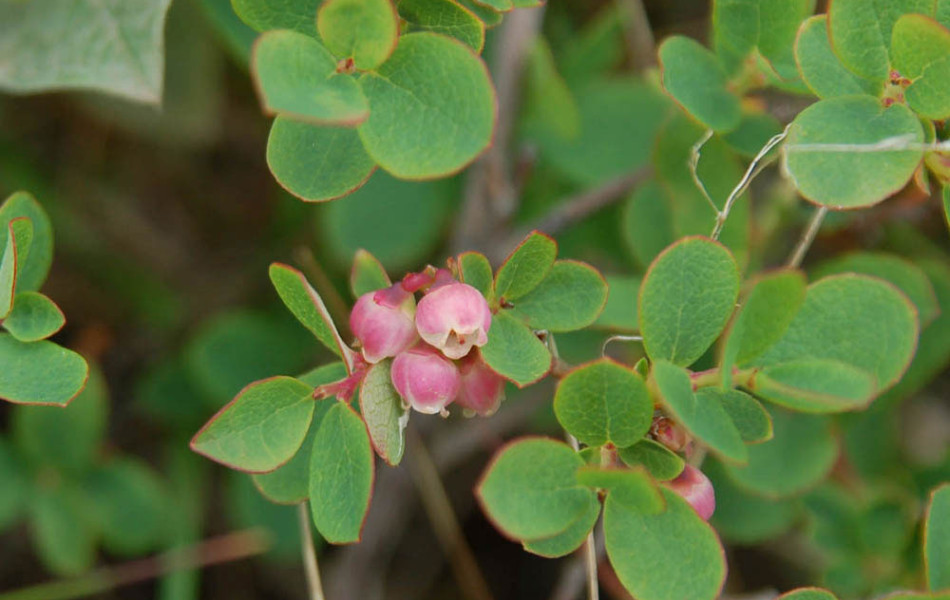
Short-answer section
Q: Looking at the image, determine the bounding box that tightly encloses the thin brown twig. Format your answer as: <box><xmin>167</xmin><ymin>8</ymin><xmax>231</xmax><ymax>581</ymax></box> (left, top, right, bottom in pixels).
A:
<box><xmin>298</xmin><ymin>504</ymin><xmax>326</xmax><ymax>600</ymax></box>
<box><xmin>786</xmin><ymin>205</ymin><xmax>828</xmax><ymax>268</ymax></box>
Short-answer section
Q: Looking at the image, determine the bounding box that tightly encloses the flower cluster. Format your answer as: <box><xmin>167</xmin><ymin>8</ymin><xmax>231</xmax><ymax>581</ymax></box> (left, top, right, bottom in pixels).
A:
<box><xmin>349</xmin><ymin>269</ymin><xmax>505</xmax><ymax>416</ymax></box>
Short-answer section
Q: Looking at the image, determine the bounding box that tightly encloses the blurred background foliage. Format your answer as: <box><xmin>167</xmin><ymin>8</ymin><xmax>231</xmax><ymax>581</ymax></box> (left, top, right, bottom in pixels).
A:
<box><xmin>0</xmin><ymin>0</ymin><xmax>949</xmax><ymax>598</ymax></box>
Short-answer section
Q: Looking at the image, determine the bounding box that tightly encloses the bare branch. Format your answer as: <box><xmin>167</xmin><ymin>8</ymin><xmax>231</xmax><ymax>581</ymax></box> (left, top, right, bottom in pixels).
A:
<box><xmin>786</xmin><ymin>205</ymin><xmax>828</xmax><ymax>268</ymax></box>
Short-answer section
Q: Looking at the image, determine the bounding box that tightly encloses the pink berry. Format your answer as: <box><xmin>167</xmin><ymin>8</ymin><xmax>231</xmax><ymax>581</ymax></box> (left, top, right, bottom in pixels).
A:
<box><xmin>349</xmin><ymin>284</ymin><xmax>418</xmax><ymax>364</ymax></box>
<box><xmin>391</xmin><ymin>344</ymin><xmax>461</xmax><ymax>414</ymax></box>
<box><xmin>414</xmin><ymin>282</ymin><xmax>491</xmax><ymax>360</ymax></box>
<box><xmin>455</xmin><ymin>353</ymin><xmax>505</xmax><ymax>416</ymax></box>
<box><xmin>664</xmin><ymin>465</ymin><xmax>715</xmax><ymax>521</ymax></box>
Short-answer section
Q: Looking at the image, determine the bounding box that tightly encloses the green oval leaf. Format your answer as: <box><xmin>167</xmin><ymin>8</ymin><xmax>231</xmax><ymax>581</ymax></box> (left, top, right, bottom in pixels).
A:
<box><xmin>476</xmin><ymin>437</ymin><xmax>596</xmax><ymax>541</ymax></box>
<box><xmin>252</xmin><ymin>30</ymin><xmax>369</xmax><ymax>125</ymax></box>
<box><xmin>3</xmin><ymin>291</ymin><xmax>65</xmax><ymax>342</ymax></box>
<box><xmin>87</xmin><ymin>457</ymin><xmax>168</xmax><ymax>555</ymax></box>
<box><xmin>659</xmin><ymin>35</ymin><xmax>741</xmax><ymax>132</ymax></box>
<box><xmin>618</xmin><ymin>438</ymin><xmax>685</xmax><ymax>481</ymax></box>
<box><xmin>266</xmin><ymin>117</ymin><xmax>376</xmax><ymax>202</ymax></box>
<box><xmin>309</xmin><ymin>401</ymin><xmax>375</xmax><ymax>544</ymax></box>
<box><xmin>891</xmin><ymin>14</ymin><xmax>950</xmax><ymax>120</ymax></box>
<box><xmin>0</xmin><ymin>191</ymin><xmax>53</xmax><ymax>292</ymax></box>
<box><xmin>622</xmin><ymin>181</ymin><xmax>675</xmax><ymax>269</ymax></box>
<box><xmin>828</xmin><ymin>0</ymin><xmax>933</xmax><ymax>82</ymax></box>
<box><xmin>358</xmin><ymin>360</ymin><xmax>409</xmax><ymax>466</ymax></box>
<box><xmin>783</xmin><ymin>96</ymin><xmax>924</xmax><ymax>209</ymax></box>
<box><xmin>523</xmin><ymin>494</ymin><xmax>600</xmax><ymax>558</ymax></box>
<box><xmin>753</xmin><ymin>274</ymin><xmax>919</xmax><ymax>393</ymax></box>
<box><xmin>639</xmin><ymin>237</ymin><xmax>740</xmax><ymax>367</ymax></box>
<box><xmin>30</xmin><ymin>486</ymin><xmax>96</xmax><ymax>576</ymax></box>
<box><xmin>0</xmin><ymin>219</ymin><xmax>23</xmax><ymax>319</ymax></box>
<box><xmin>652</xmin><ymin>360</ymin><xmax>748</xmax><ymax>464</ymax></box>
<box><xmin>0</xmin><ymin>334</ymin><xmax>88</xmax><ymax>406</ymax></box>
<box><xmin>715</xmin><ymin>388</ymin><xmax>772</xmax><ymax>444</ymax></box>
<box><xmin>795</xmin><ymin>16</ymin><xmax>881</xmax><ymax>99</ymax></box>
<box><xmin>232</xmin><ymin>0</ymin><xmax>321</xmax><ymax>35</ymax></box>
<box><xmin>350</xmin><ymin>249</ymin><xmax>391</xmax><ymax>298</ymax></box>
<box><xmin>458</xmin><ymin>251</ymin><xmax>494</xmax><ymax>299</ymax></box>
<box><xmin>317</xmin><ymin>0</ymin><xmax>399</xmax><ymax>70</ymax></box>
<box><xmin>480</xmin><ymin>310</ymin><xmax>552</xmax><ymax>387</ymax></box>
<box><xmin>778</xmin><ymin>589</ymin><xmax>839</xmax><ymax>600</ymax></box>
<box><xmin>722</xmin><ymin>408</ymin><xmax>837</xmax><ymax>498</ymax></box>
<box><xmin>604</xmin><ymin>489</ymin><xmax>726</xmax><ymax>600</ymax></box>
<box><xmin>926</xmin><ymin>484</ymin><xmax>950</xmax><ymax>592</ymax></box>
<box><xmin>706</xmin><ymin>458</ymin><xmax>797</xmax><ymax>544</ymax></box>
<box><xmin>509</xmin><ymin>260</ymin><xmax>608</xmax><ymax>332</ymax></box>
<box><xmin>191</xmin><ymin>376</ymin><xmax>316</xmax><ymax>473</ymax></box>
<box><xmin>751</xmin><ymin>359</ymin><xmax>878</xmax><ymax>413</ymax></box>
<box><xmin>494</xmin><ymin>231</ymin><xmax>556</xmax><ymax>302</ymax></box>
<box><xmin>358</xmin><ymin>32</ymin><xmax>496</xmax><ymax>179</ymax></box>
<box><xmin>554</xmin><ymin>359</ymin><xmax>652</xmax><ymax>448</ymax></box>
<box><xmin>576</xmin><ymin>466</ymin><xmax>664</xmax><ymax>514</ymax></box>
<box><xmin>398</xmin><ymin>0</ymin><xmax>485</xmax><ymax>52</ymax></box>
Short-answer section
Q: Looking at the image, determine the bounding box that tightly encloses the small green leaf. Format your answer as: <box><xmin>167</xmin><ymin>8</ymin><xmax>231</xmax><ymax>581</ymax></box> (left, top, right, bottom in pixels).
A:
<box><xmin>232</xmin><ymin>0</ymin><xmax>321</xmax><ymax>35</ymax></box>
<box><xmin>266</xmin><ymin>118</ymin><xmax>376</xmax><ymax>202</ymax></box>
<box><xmin>593</xmin><ymin>275</ymin><xmax>639</xmax><ymax>332</ymax></box>
<box><xmin>359</xmin><ymin>360</ymin><xmax>409</xmax><ymax>466</ymax></box>
<box><xmin>191</xmin><ymin>376</ymin><xmax>315</xmax><ymax>473</ymax></box>
<box><xmin>813</xmin><ymin>252</ymin><xmax>939</xmax><ymax>327</ymax></box>
<box><xmin>456</xmin><ymin>0</ymin><xmax>501</xmax><ymax>26</ymax></box>
<box><xmin>357</xmin><ymin>33</ymin><xmax>496</xmax><ymax>179</ymax></box>
<box><xmin>309</xmin><ymin>401</ymin><xmax>375</xmax><ymax>544</ymax></box>
<box><xmin>604</xmin><ymin>490</ymin><xmax>726</xmax><ymax>600</ymax></box>
<box><xmin>509</xmin><ymin>260</ymin><xmax>608</xmax><ymax>332</ymax></box>
<box><xmin>252</xmin><ymin>30</ymin><xmax>369</xmax><ymax>125</ymax></box>
<box><xmin>721</xmin><ymin>269</ymin><xmax>807</xmax><ymax>378</ymax></box>
<box><xmin>3</xmin><ymin>291</ymin><xmax>65</xmax><ymax>342</ymax></box>
<box><xmin>622</xmin><ymin>182</ymin><xmax>675</xmax><ymax>269</ymax></box>
<box><xmin>0</xmin><ymin>191</ymin><xmax>54</xmax><ymax>292</ymax></box>
<box><xmin>756</xmin><ymin>0</ymin><xmax>816</xmax><ymax>80</ymax></box>
<box><xmin>0</xmin><ymin>220</ymin><xmax>20</xmax><ymax>319</ymax></box>
<box><xmin>658</xmin><ymin>36</ymin><xmax>742</xmax><ymax>132</ymax></box>
<box><xmin>0</xmin><ymin>0</ymin><xmax>173</xmax><ymax>103</ymax></box>
<box><xmin>269</xmin><ymin>263</ymin><xmax>355</xmax><ymax>368</ymax></box>
<box><xmin>828</xmin><ymin>0</ymin><xmax>933</xmax><ymax>82</ymax></box>
<box><xmin>253</xmin><ymin>363</ymin><xmax>348</xmax><ymax>504</ymax></box>
<box><xmin>0</xmin><ymin>334</ymin><xmax>88</xmax><ymax>406</ymax></box>
<box><xmin>778</xmin><ymin>588</ymin><xmax>839</xmax><ymax>600</ymax></box>
<box><xmin>398</xmin><ymin>0</ymin><xmax>485</xmax><ymax>52</ymax></box>
<box><xmin>715</xmin><ymin>388</ymin><xmax>772</xmax><ymax>444</ymax></box>
<box><xmin>477</xmin><ymin>437</ymin><xmax>596</xmax><ymax>541</ymax></box>
<box><xmin>722</xmin><ymin>408</ymin><xmax>837</xmax><ymax>498</ymax></box>
<box><xmin>317</xmin><ymin>0</ymin><xmax>398</xmax><ymax>70</ymax></box>
<box><xmin>480</xmin><ymin>310</ymin><xmax>551</xmax><ymax>387</ymax></box>
<box><xmin>576</xmin><ymin>466</ymin><xmax>664</xmax><ymax>514</ymax></box>
<box><xmin>926</xmin><ymin>484</ymin><xmax>950</xmax><ymax>592</ymax></box>
<box><xmin>521</xmin><ymin>38</ymin><xmax>580</xmax><ymax>141</ymax></box>
<box><xmin>783</xmin><ymin>95</ymin><xmax>924</xmax><ymax>209</ymax></box>
<box><xmin>87</xmin><ymin>457</ymin><xmax>168</xmax><ymax>555</ymax></box>
<box><xmin>891</xmin><ymin>14</ymin><xmax>950</xmax><ymax>120</ymax></box>
<box><xmin>494</xmin><ymin>231</ymin><xmax>556</xmax><ymax>302</ymax></box>
<box><xmin>753</xmin><ymin>274</ymin><xmax>919</xmax><ymax>393</ymax></box>
<box><xmin>554</xmin><ymin>359</ymin><xmax>652</xmax><ymax>448</ymax></box>
<box><xmin>13</xmin><ymin>365</ymin><xmax>105</xmax><ymax>474</ymax></box>
<box><xmin>751</xmin><ymin>359</ymin><xmax>878</xmax><ymax>413</ymax></box>
<box><xmin>458</xmin><ymin>251</ymin><xmax>494</xmax><ymax>299</ymax></box>
<box><xmin>523</xmin><ymin>494</ymin><xmax>600</xmax><ymax>558</ymax></box>
<box><xmin>652</xmin><ymin>361</ymin><xmax>747</xmax><ymax>464</ymax></box>
<box><xmin>618</xmin><ymin>439</ymin><xmax>685</xmax><ymax>481</ymax></box>
<box><xmin>795</xmin><ymin>16</ymin><xmax>881</xmax><ymax>99</ymax></box>
<box><xmin>470</xmin><ymin>0</ymin><xmax>511</xmax><ymax>11</ymax></box>
<box><xmin>639</xmin><ymin>237</ymin><xmax>740</xmax><ymax>367</ymax></box>
<box><xmin>30</xmin><ymin>486</ymin><xmax>96</xmax><ymax>576</ymax></box>
<box><xmin>706</xmin><ymin>458</ymin><xmax>797</xmax><ymax>544</ymax></box>
<box><xmin>350</xmin><ymin>249</ymin><xmax>391</xmax><ymax>298</ymax></box>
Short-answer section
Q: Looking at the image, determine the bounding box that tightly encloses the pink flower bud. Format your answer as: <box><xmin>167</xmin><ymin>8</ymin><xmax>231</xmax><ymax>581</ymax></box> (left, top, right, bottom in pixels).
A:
<box><xmin>349</xmin><ymin>284</ymin><xmax>418</xmax><ymax>364</ymax></box>
<box><xmin>391</xmin><ymin>345</ymin><xmax>461</xmax><ymax>415</ymax></box>
<box><xmin>455</xmin><ymin>353</ymin><xmax>505</xmax><ymax>416</ymax></box>
<box><xmin>664</xmin><ymin>465</ymin><xmax>715</xmax><ymax>521</ymax></box>
<box><xmin>414</xmin><ymin>282</ymin><xmax>491</xmax><ymax>360</ymax></box>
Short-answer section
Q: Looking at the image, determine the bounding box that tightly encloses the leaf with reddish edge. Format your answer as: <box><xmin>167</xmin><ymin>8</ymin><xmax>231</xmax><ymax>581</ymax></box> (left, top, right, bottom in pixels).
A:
<box><xmin>3</xmin><ymin>291</ymin><xmax>66</xmax><ymax>342</ymax></box>
<box><xmin>777</xmin><ymin>589</ymin><xmax>839</xmax><ymax>600</ymax></box>
<box><xmin>576</xmin><ymin>466</ymin><xmax>664</xmax><ymax>514</ymax></box>
<box><xmin>457</xmin><ymin>251</ymin><xmax>493</xmax><ymax>300</ymax></box>
<box><xmin>0</xmin><ymin>334</ymin><xmax>88</xmax><ymax>406</ymax></box>
<box><xmin>190</xmin><ymin>376</ymin><xmax>315</xmax><ymax>474</ymax></box>
<box><xmin>494</xmin><ymin>231</ymin><xmax>556</xmax><ymax>302</ymax></box>
<box><xmin>309</xmin><ymin>401</ymin><xmax>375</xmax><ymax>544</ymax></box>
<box><xmin>523</xmin><ymin>493</ymin><xmax>600</xmax><ymax>558</ymax></box>
<box><xmin>0</xmin><ymin>217</ymin><xmax>33</xmax><ymax>319</ymax></box>
<box><xmin>508</xmin><ymin>260</ymin><xmax>609</xmax><ymax>333</ymax></box>
<box><xmin>479</xmin><ymin>310</ymin><xmax>552</xmax><ymax>387</ymax></box>
<box><xmin>477</xmin><ymin>437</ymin><xmax>596</xmax><ymax>541</ymax></box>
<box><xmin>926</xmin><ymin>484</ymin><xmax>950</xmax><ymax>592</ymax></box>
<box><xmin>269</xmin><ymin>263</ymin><xmax>358</xmax><ymax>372</ymax></box>
<box><xmin>471</xmin><ymin>0</ymin><xmax>512</xmax><ymax>11</ymax></box>
<box><xmin>358</xmin><ymin>359</ymin><xmax>409</xmax><ymax>466</ymax></box>
<box><xmin>350</xmin><ymin>249</ymin><xmax>391</xmax><ymax>299</ymax></box>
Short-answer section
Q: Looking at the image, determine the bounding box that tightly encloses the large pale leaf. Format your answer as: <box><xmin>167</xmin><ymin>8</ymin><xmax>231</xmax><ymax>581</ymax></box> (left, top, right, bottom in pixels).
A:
<box><xmin>0</xmin><ymin>0</ymin><xmax>173</xmax><ymax>103</ymax></box>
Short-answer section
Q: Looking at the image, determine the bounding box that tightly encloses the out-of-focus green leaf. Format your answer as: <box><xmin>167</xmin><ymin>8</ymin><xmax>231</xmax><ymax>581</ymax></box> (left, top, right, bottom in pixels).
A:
<box><xmin>659</xmin><ymin>36</ymin><xmax>741</xmax><ymax>132</ymax></box>
<box><xmin>317</xmin><ymin>0</ymin><xmax>399</xmax><ymax>70</ymax></box>
<box><xmin>398</xmin><ymin>0</ymin><xmax>485</xmax><ymax>52</ymax></box>
<box><xmin>232</xmin><ymin>0</ymin><xmax>321</xmax><ymax>35</ymax></box>
<box><xmin>30</xmin><ymin>485</ymin><xmax>97</xmax><ymax>576</ymax></box>
<box><xmin>87</xmin><ymin>457</ymin><xmax>168</xmax><ymax>555</ymax></box>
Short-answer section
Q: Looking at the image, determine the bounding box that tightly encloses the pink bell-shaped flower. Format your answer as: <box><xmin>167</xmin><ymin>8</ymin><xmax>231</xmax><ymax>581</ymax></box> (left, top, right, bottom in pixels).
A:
<box><xmin>455</xmin><ymin>352</ymin><xmax>505</xmax><ymax>416</ymax></box>
<box><xmin>664</xmin><ymin>464</ymin><xmax>715</xmax><ymax>521</ymax></box>
<box><xmin>391</xmin><ymin>344</ymin><xmax>461</xmax><ymax>415</ymax></box>
<box><xmin>349</xmin><ymin>284</ymin><xmax>418</xmax><ymax>364</ymax></box>
<box><xmin>414</xmin><ymin>282</ymin><xmax>491</xmax><ymax>359</ymax></box>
